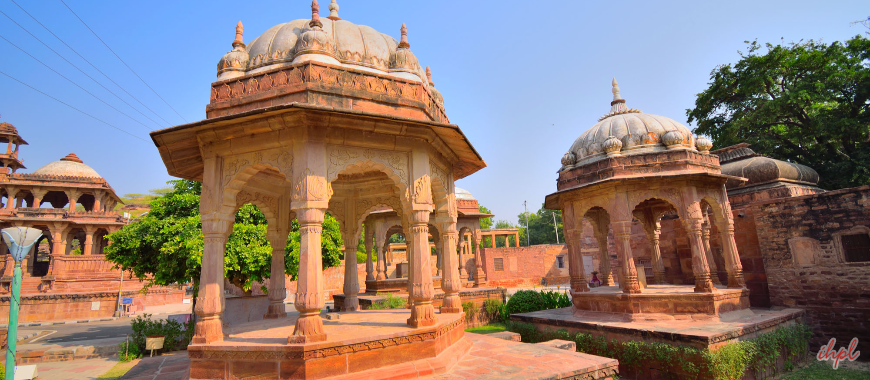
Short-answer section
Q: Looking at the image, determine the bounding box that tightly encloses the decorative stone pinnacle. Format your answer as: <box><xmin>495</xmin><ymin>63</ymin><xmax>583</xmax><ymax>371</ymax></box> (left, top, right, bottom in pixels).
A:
<box><xmin>398</xmin><ymin>23</ymin><xmax>410</xmax><ymax>49</ymax></box>
<box><xmin>426</xmin><ymin>66</ymin><xmax>433</xmax><ymax>85</ymax></box>
<box><xmin>60</xmin><ymin>153</ymin><xmax>83</xmax><ymax>164</ymax></box>
<box><xmin>233</xmin><ymin>21</ymin><xmax>244</xmax><ymax>47</ymax></box>
<box><xmin>598</xmin><ymin>77</ymin><xmax>641</xmax><ymax>121</ymax></box>
<box><xmin>327</xmin><ymin>0</ymin><xmax>340</xmax><ymax>20</ymax></box>
<box><xmin>310</xmin><ymin>0</ymin><xmax>323</xmax><ymax>28</ymax></box>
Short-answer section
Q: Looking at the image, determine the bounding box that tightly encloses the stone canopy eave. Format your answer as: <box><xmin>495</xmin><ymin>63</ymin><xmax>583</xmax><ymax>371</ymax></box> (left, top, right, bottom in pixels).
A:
<box><xmin>150</xmin><ymin>102</ymin><xmax>486</xmax><ymax>182</ymax></box>
<box><xmin>543</xmin><ymin>171</ymin><xmax>747</xmax><ymax>210</ymax></box>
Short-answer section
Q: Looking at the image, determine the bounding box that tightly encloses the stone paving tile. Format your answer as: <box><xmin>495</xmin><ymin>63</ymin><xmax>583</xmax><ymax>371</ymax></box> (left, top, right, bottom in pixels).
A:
<box><xmin>28</xmin><ymin>357</ymin><xmax>119</xmax><ymax>380</ymax></box>
<box><xmin>121</xmin><ymin>352</ymin><xmax>189</xmax><ymax>380</ymax></box>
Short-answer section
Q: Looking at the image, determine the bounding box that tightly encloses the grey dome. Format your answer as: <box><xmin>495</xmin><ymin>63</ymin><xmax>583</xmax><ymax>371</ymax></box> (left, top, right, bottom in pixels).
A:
<box><xmin>32</xmin><ymin>153</ymin><xmax>101</xmax><ymax>178</ymax></box>
<box><xmin>455</xmin><ymin>187</ymin><xmax>475</xmax><ymax>200</ymax></box>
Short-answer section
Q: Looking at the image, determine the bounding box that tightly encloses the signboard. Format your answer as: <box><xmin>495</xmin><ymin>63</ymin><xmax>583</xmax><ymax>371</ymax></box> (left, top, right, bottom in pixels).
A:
<box><xmin>121</xmin><ymin>297</ymin><xmax>133</xmax><ymax>305</ymax></box>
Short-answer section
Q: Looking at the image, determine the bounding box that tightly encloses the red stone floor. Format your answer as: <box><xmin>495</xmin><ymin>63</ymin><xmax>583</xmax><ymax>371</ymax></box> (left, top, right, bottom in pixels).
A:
<box><xmin>121</xmin><ymin>352</ymin><xmax>189</xmax><ymax>380</ymax></box>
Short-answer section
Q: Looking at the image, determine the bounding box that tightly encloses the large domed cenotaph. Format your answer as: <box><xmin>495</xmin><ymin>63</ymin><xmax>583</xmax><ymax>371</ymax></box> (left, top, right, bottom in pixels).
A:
<box><xmin>150</xmin><ymin>1</ymin><xmax>610</xmax><ymax>379</ymax></box>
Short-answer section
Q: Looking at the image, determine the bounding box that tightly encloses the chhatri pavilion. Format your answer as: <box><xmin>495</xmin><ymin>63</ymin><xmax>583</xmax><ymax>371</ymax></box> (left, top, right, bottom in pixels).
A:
<box><xmin>151</xmin><ymin>2</ymin><xmax>618</xmax><ymax>379</ymax></box>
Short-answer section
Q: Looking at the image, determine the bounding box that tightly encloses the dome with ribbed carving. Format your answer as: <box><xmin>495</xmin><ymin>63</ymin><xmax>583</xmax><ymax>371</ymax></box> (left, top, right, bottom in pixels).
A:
<box><xmin>561</xmin><ymin>79</ymin><xmax>699</xmax><ymax>170</ymax></box>
<box><xmin>455</xmin><ymin>187</ymin><xmax>475</xmax><ymax>200</ymax></box>
<box><xmin>223</xmin><ymin>1</ymin><xmax>427</xmax><ymax>84</ymax></box>
<box><xmin>32</xmin><ymin>153</ymin><xmax>101</xmax><ymax>178</ymax></box>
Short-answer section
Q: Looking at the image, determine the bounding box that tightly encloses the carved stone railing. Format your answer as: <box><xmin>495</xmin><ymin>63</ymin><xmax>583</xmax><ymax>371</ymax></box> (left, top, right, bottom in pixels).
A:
<box><xmin>49</xmin><ymin>254</ymin><xmax>119</xmax><ymax>281</ymax></box>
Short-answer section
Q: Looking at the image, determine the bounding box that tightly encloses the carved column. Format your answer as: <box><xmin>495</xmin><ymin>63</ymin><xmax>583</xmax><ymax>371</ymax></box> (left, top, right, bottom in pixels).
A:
<box><xmin>407</xmin><ymin>210</ymin><xmax>436</xmax><ymax>327</ymax></box>
<box><xmin>434</xmin><ymin>237</ymin><xmax>443</xmax><ymax>277</ymax></box>
<box><xmin>701</xmin><ymin>212</ymin><xmax>722</xmax><ymax>285</ymax></box>
<box><xmin>193</xmin><ymin>219</ymin><xmax>229</xmax><ymax>344</ymax></box>
<box><xmin>590</xmin><ymin>211</ymin><xmax>614</xmax><ymax>286</ymax></box>
<box><xmin>30</xmin><ymin>188</ymin><xmax>46</xmax><ymax>209</ymax></box>
<box><xmin>719</xmin><ymin>219</ymin><xmax>746</xmax><ymax>289</ymax></box>
<box><xmin>457</xmin><ymin>232</ymin><xmax>467</xmax><ymax>279</ymax></box>
<box><xmin>290</xmin><ymin>208</ymin><xmax>328</xmax><ymax>343</ymax></box>
<box><xmin>375</xmin><ymin>227</ymin><xmax>386</xmax><ymax>280</ymax></box>
<box><xmin>684</xmin><ymin>215</ymin><xmax>715</xmax><ymax>293</ymax></box>
<box><xmin>440</xmin><ymin>225</ymin><xmax>462</xmax><ymax>313</ymax></box>
<box><xmin>93</xmin><ymin>191</ymin><xmax>103</xmax><ymax>212</ymax></box>
<box><xmin>647</xmin><ymin>227</ymin><xmax>666</xmax><ymax>285</ymax></box>
<box><xmin>65</xmin><ymin>190</ymin><xmax>81</xmax><ymax>211</ymax></box>
<box><xmin>265</xmin><ymin>204</ymin><xmax>290</xmax><ymax>319</ymax></box>
<box><xmin>563</xmin><ymin>202</ymin><xmax>588</xmax><ymax>293</ymax></box>
<box><xmin>4</xmin><ymin>187</ymin><xmax>17</xmax><ymax>210</ymax></box>
<box><xmin>82</xmin><ymin>227</ymin><xmax>95</xmax><ymax>255</ymax></box>
<box><xmin>612</xmin><ymin>220</ymin><xmax>641</xmax><ymax>294</ymax></box>
<box><xmin>364</xmin><ymin>227</ymin><xmax>374</xmax><ymax>281</ymax></box>
<box><xmin>472</xmin><ymin>229</ymin><xmax>485</xmax><ymax>287</ymax></box>
<box><xmin>341</xmin><ymin>223</ymin><xmax>360</xmax><ymax>312</ymax></box>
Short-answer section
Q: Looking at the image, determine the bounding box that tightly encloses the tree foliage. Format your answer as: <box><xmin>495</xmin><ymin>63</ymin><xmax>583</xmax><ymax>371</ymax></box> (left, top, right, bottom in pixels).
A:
<box><xmin>516</xmin><ymin>203</ymin><xmax>563</xmax><ymax>246</ymax></box>
<box><xmin>105</xmin><ymin>180</ymin><xmax>344</xmax><ymax>295</ymax></box>
<box><xmin>478</xmin><ymin>205</ymin><xmax>493</xmax><ymax>229</ymax></box>
<box><xmin>687</xmin><ymin>36</ymin><xmax>870</xmax><ymax>190</ymax></box>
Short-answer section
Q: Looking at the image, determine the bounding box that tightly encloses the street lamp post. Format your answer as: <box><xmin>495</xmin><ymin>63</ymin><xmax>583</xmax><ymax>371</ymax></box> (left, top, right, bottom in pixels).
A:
<box><xmin>1</xmin><ymin>227</ymin><xmax>43</xmax><ymax>380</ymax></box>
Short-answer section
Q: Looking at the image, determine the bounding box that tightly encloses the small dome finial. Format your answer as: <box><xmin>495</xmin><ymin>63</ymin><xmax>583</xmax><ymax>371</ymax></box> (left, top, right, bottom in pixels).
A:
<box><xmin>426</xmin><ymin>66</ymin><xmax>434</xmax><ymax>85</ymax></box>
<box><xmin>233</xmin><ymin>21</ymin><xmax>244</xmax><ymax>47</ymax></box>
<box><xmin>310</xmin><ymin>0</ymin><xmax>323</xmax><ymax>28</ymax></box>
<box><xmin>327</xmin><ymin>0</ymin><xmax>340</xmax><ymax>20</ymax></box>
<box><xmin>612</xmin><ymin>77</ymin><xmax>622</xmax><ymax>102</ymax></box>
<box><xmin>398</xmin><ymin>23</ymin><xmax>410</xmax><ymax>49</ymax></box>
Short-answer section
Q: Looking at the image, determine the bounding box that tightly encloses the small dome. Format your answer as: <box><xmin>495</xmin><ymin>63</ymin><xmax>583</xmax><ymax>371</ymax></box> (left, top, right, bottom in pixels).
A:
<box><xmin>455</xmin><ymin>187</ymin><xmax>475</xmax><ymax>200</ymax></box>
<box><xmin>716</xmin><ymin>144</ymin><xmax>820</xmax><ymax>188</ymax></box>
<box><xmin>562</xmin><ymin>79</ymin><xmax>697</xmax><ymax>170</ymax></box>
<box><xmin>217</xmin><ymin>22</ymin><xmax>249</xmax><ymax>80</ymax></box>
<box><xmin>32</xmin><ymin>153</ymin><xmax>101</xmax><ymax>178</ymax></box>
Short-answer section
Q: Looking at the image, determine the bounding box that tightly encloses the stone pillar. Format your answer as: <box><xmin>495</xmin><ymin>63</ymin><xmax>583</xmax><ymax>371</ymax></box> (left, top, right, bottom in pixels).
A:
<box><xmin>192</xmin><ymin>219</ymin><xmax>229</xmax><ymax>344</ymax></box>
<box><xmin>701</xmin><ymin>214</ymin><xmax>722</xmax><ymax>285</ymax></box>
<box><xmin>685</xmin><ymin>216</ymin><xmax>715</xmax><ymax>293</ymax></box>
<box><xmin>563</xmin><ymin>202</ymin><xmax>588</xmax><ymax>293</ymax></box>
<box><xmin>4</xmin><ymin>187</ymin><xmax>17</xmax><ymax>210</ymax></box>
<box><xmin>647</xmin><ymin>227</ymin><xmax>666</xmax><ymax>285</ymax></box>
<box><xmin>612</xmin><ymin>220</ymin><xmax>641</xmax><ymax>294</ymax></box>
<box><xmin>342</xmin><ymin>229</ymin><xmax>360</xmax><ymax>311</ymax></box>
<box><xmin>440</xmin><ymin>226</ymin><xmax>462</xmax><ymax>313</ymax></box>
<box><xmin>31</xmin><ymin>188</ymin><xmax>46</xmax><ymax>209</ymax></box>
<box><xmin>472</xmin><ymin>230</ymin><xmax>485</xmax><ymax>287</ymax></box>
<box><xmin>15</xmin><ymin>197</ymin><xmax>22</xmax><ymax>208</ymax></box>
<box><xmin>289</xmin><ymin>208</ymin><xmax>327</xmax><ymax>343</ymax></box>
<box><xmin>593</xmin><ymin>232</ymin><xmax>613</xmax><ymax>286</ymax></box>
<box><xmin>65</xmin><ymin>190</ymin><xmax>80</xmax><ymax>212</ymax></box>
<box><xmin>375</xmin><ymin>230</ymin><xmax>387</xmax><ymax>281</ymax></box>
<box><xmin>407</xmin><ymin>210</ymin><xmax>436</xmax><ymax>327</ymax></box>
<box><xmin>82</xmin><ymin>228</ymin><xmax>95</xmax><ymax>255</ymax></box>
<box><xmin>435</xmin><ymin>238</ymin><xmax>443</xmax><ymax>277</ymax></box>
<box><xmin>364</xmin><ymin>228</ymin><xmax>374</xmax><ymax>281</ymax></box>
<box><xmin>265</xmin><ymin>224</ymin><xmax>289</xmax><ymax>319</ymax></box>
<box><xmin>719</xmin><ymin>220</ymin><xmax>746</xmax><ymax>289</ymax></box>
<box><xmin>93</xmin><ymin>191</ymin><xmax>103</xmax><ymax>212</ymax></box>
<box><xmin>457</xmin><ymin>233</ymin><xmax>467</xmax><ymax>279</ymax></box>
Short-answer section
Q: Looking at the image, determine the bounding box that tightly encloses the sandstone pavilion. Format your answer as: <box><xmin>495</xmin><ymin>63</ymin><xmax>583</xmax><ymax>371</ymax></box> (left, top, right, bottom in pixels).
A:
<box><xmin>150</xmin><ymin>2</ymin><xmax>617</xmax><ymax>379</ymax></box>
<box><xmin>516</xmin><ymin>79</ymin><xmax>806</xmax><ymax>376</ymax></box>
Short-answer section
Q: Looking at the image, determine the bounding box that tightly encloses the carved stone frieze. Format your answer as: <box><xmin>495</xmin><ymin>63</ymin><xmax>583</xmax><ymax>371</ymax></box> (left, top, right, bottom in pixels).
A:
<box><xmin>222</xmin><ymin>149</ymin><xmax>293</xmax><ymax>187</ymax></box>
<box><xmin>293</xmin><ymin>168</ymin><xmax>331</xmax><ymax>202</ymax></box>
<box><xmin>326</xmin><ymin>146</ymin><xmax>409</xmax><ymax>187</ymax></box>
<box><xmin>236</xmin><ymin>190</ymin><xmax>278</xmax><ymax>217</ymax></box>
<box><xmin>410</xmin><ymin>175</ymin><xmax>432</xmax><ymax>205</ymax></box>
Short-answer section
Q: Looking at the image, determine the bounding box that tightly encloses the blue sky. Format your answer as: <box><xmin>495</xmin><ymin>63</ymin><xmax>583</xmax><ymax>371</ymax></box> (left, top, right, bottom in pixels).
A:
<box><xmin>0</xmin><ymin>0</ymin><xmax>866</xmax><ymax>223</ymax></box>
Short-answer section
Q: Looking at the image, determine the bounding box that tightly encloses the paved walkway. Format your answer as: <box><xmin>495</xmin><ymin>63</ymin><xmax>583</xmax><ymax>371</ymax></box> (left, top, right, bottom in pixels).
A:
<box><xmin>29</xmin><ymin>357</ymin><xmax>120</xmax><ymax>380</ymax></box>
<box><xmin>121</xmin><ymin>352</ymin><xmax>189</xmax><ymax>380</ymax></box>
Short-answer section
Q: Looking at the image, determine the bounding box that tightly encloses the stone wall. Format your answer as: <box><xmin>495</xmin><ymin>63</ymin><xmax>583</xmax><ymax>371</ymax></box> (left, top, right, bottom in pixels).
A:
<box><xmin>750</xmin><ymin>186</ymin><xmax>870</xmax><ymax>352</ymax></box>
<box><xmin>481</xmin><ymin>244</ymin><xmax>568</xmax><ymax>288</ymax></box>
<box><xmin>0</xmin><ymin>287</ymin><xmax>184</xmax><ymax>323</ymax></box>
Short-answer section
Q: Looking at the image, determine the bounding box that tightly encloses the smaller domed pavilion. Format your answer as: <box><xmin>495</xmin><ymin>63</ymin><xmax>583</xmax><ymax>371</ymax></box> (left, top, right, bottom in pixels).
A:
<box><xmin>545</xmin><ymin>79</ymin><xmax>750</xmax><ymax>318</ymax></box>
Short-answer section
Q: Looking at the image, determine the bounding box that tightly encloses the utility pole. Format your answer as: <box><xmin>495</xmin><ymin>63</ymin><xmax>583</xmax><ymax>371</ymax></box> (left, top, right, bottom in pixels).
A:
<box><xmin>523</xmin><ymin>201</ymin><xmax>530</xmax><ymax>247</ymax></box>
<box><xmin>552</xmin><ymin>211</ymin><xmax>560</xmax><ymax>244</ymax></box>
<box><xmin>1</xmin><ymin>227</ymin><xmax>43</xmax><ymax>380</ymax></box>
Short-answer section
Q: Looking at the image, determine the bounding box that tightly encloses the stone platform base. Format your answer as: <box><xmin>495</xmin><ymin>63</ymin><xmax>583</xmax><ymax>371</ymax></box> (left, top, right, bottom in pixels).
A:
<box><xmin>188</xmin><ymin>310</ymin><xmax>467</xmax><ymax>380</ymax></box>
<box><xmin>571</xmin><ymin>284</ymin><xmax>750</xmax><ymax>320</ymax></box>
<box><xmin>333</xmin><ymin>288</ymin><xmax>507</xmax><ymax>311</ymax></box>
<box><xmin>512</xmin><ymin>306</ymin><xmax>805</xmax><ymax>350</ymax></box>
<box><xmin>364</xmin><ymin>277</ymin><xmax>442</xmax><ymax>293</ymax></box>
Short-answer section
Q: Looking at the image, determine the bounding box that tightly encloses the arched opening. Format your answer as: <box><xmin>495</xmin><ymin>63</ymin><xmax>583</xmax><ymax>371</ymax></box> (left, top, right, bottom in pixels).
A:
<box><xmin>43</xmin><ymin>191</ymin><xmax>69</xmax><ymax>209</ymax></box>
<box><xmin>94</xmin><ymin>228</ymin><xmax>110</xmax><ymax>255</ymax></box>
<box><xmin>30</xmin><ymin>234</ymin><xmax>51</xmax><ymax>277</ymax></box>
<box><xmin>581</xmin><ymin>206</ymin><xmax>616</xmax><ymax>287</ymax></box>
<box><xmin>630</xmin><ymin>198</ymin><xmax>682</xmax><ymax>286</ymax></box>
<box><xmin>66</xmin><ymin>228</ymin><xmax>86</xmax><ymax>255</ymax></box>
<box><xmin>78</xmin><ymin>193</ymin><xmax>96</xmax><ymax>212</ymax></box>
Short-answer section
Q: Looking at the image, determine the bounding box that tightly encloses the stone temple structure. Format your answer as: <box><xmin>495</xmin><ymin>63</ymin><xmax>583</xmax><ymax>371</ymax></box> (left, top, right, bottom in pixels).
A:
<box><xmin>0</xmin><ymin>123</ymin><xmax>183</xmax><ymax>323</ymax></box>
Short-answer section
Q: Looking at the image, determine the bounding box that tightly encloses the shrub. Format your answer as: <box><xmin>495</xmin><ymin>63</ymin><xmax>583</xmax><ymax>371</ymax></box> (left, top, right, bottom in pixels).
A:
<box><xmin>118</xmin><ymin>339</ymin><xmax>140</xmax><ymax>362</ymax></box>
<box><xmin>505</xmin><ymin>290</ymin><xmax>546</xmax><ymax>314</ymax></box>
<box><xmin>483</xmin><ymin>298</ymin><xmax>502</xmax><ymax>321</ymax></box>
<box><xmin>462</xmin><ymin>301</ymin><xmax>477</xmax><ymax>322</ymax></box>
<box><xmin>369</xmin><ymin>293</ymin><xmax>407</xmax><ymax>309</ymax></box>
<box><xmin>129</xmin><ymin>314</ymin><xmax>193</xmax><ymax>358</ymax></box>
<box><xmin>540</xmin><ymin>290</ymin><xmax>571</xmax><ymax>309</ymax></box>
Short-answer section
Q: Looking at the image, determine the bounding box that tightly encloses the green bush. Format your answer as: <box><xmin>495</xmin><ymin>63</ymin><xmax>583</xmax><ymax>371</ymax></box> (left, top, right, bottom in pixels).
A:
<box><xmin>540</xmin><ymin>290</ymin><xmax>571</xmax><ymax>309</ymax></box>
<box><xmin>462</xmin><ymin>301</ymin><xmax>477</xmax><ymax>322</ymax></box>
<box><xmin>128</xmin><ymin>314</ymin><xmax>194</xmax><ymax>358</ymax></box>
<box><xmin>505</xmin><ymin>290</ymin><xmax>546</xmax><ymax>314</ymax></box>
<box><xmin>369</xmin><ymin>293</ymin><xmax>407</xmax><ymax>309</ymax></box>
<box><xmin>483</xmin><ymin>298</ymin><xmax>502</xmax><ymax>321</ymax></box>
<box><xmin>118</xmin><ymin>339</ymin><xmax>140</xmax><ymax>362</ymax></box>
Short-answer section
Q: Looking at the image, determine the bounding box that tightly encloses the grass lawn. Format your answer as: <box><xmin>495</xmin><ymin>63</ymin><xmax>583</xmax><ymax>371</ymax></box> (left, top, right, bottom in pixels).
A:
<box><xmin>96</xmin><ymin>359</ymin><xmax>140</xmax><ymax>380</ymax></box>
<box><xmin>778</xmin><ymin>360</ymin><xmax>870</xmax><ymax>379</ymax></box>
<box><xmin>465</xmin><ymin>323</ymin><xmax>506</xmax><ymax>334</ymax></box>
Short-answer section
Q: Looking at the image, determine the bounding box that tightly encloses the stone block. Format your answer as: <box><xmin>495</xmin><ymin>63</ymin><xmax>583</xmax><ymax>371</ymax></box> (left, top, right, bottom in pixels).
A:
<box><xmin>488</xmin><ymin>331</ymin><xmax>521</xmax><ymax>342</ymax></box>
<box><xmin>537</xmin><ymin>339</ymin><xmax>577</xmax><ymax>351</ymax></box>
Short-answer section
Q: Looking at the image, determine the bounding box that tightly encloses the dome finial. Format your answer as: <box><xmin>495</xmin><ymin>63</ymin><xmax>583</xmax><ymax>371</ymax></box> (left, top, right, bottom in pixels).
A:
<box><xmin>612</xmin><ymin>78</ymin><xmax>622</xmax><ymax>102</ymax></box>
<box><xmin>232</xmin><ymin>21</ymin><xmax>244</xmax><ymax>47</ymax></box>
<box><xmin>398</xmin><ymin>23</ymin><xmax>410</xmax><ymax>49</ymax></box>
<box><xmin>327</xmin><ymin>0</ymin><xmax>340</xmax><ymax>20</ymax></box>
<box><xmin>309</xmin><ymin>0</ymin><xmax>323</xmax><ymax>28</ymax></box>
<box><xmin>426</xmin><ymin>66</ymin><xmax>434</xmax><ymax>85</ymax></box>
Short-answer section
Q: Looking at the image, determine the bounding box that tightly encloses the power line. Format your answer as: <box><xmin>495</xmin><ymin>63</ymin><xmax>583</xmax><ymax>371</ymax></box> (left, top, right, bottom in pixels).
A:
<box><xmin>0</xmin><ymin>9</ymin><xmax>158</xmax><ymax>130</ymax></box>
<box><xmin>59</xmin><ymin>0</ymin><xmax>188</xmax><ymax>124</ymax></box>
<box><xmin>0</xmin><ymin>69</ymin><xmax>149</xmax><ymax>143</ymax></box>
<box><xmin>8</xmin><ymin>0</ymin><xmax>172</xmax><ymax>127</ymax></box>
<box><xmin>0</xmin><ymin>33</ymin><xmax>153</xmax><ymax>130</ymax></box>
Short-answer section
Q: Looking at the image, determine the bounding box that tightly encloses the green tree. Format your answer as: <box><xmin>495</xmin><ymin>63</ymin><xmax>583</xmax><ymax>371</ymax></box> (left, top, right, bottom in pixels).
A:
<box><xmin>494</xmin><ymin>220</ymin><xmax>517</xmax><ymax>247</ymax></box>
<box><xmin>516</xmin><ymin>204</ymin><xmax>563</xmax><ymax>246</ymax></box>
<box><xmin>105</xmin><ymin>180</ymin><xmax>344</xmax><ymax>297</ymax></box>
<box><xmin>478</xmin><ymin>205</ymin><xmax>493</xmax><ymax>229</ymax></box>
<box><xmin>687</xmin><ymin>36</ymin><xmax>870</xmax><ymax>190</ymax></box>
